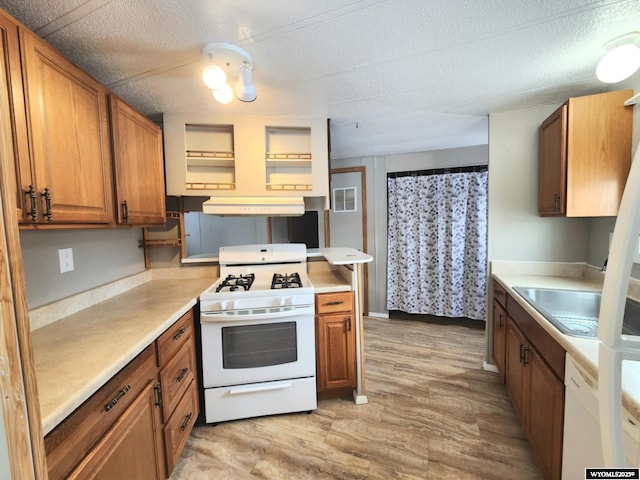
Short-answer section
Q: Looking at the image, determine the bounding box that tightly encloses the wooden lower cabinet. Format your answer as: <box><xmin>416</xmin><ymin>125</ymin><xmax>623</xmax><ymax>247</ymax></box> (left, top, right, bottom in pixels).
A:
<box><xmin>505</xmin><ymin>314</ymin><xmax>564</xmax><ymax>480</ymax></box>
<box><xmin>505</xmin><ymin>318</ymin><xmax>526</xmax><ymax>419</ymax></box>
<box><xmin>492</xmin><ymin>298</ymin><xmax>507</xmax><ymax>381</ymax></box>
<box><xmin>44</xmin><ymin>310</ymin><xmax>198</xmax><ymax>479</ymax></box>
<box><xmin>67</xmin><ymin>381</ymin><xmax>163</xmax><ymax>480</ymax></box>
<box><xmin>155</xmin><ymin>309</ymin><xmax>198</xmax><ymax>476</ymax></box>
<box><xmin>44</xmin><ymin>345</ymin><xmax>160</xmax><ymax>480</ymax></box>
<box><xmin>315</xmin><ymin>291</ymin><xmax>356</xmax><ymax>394</ymax></box>
<box><xmin>527</xmin><ymin>346</ymin><xmax>564</xmax><ymax>480</ymax></box>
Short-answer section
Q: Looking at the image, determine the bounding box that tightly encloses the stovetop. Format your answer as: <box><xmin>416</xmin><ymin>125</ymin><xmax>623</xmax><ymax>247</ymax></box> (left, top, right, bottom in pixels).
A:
<box><xmin>200</xmin><ymin>269</ymin><xmax>314</xmax><ymax>311</ymax></box>
<box><xmin>199</xmin><ymin>243</ymin><xmax>315</xmax><ymax>311</ymax></box>
<box><xmin>214</xmin><ymin>272</ymin><xmax>306</xmax><ymax>293</ymax></box>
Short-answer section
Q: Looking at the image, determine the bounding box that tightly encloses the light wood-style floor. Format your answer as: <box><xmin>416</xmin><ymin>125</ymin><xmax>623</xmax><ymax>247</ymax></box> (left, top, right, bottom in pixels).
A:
<box><xmin>171</xmin><ymin>316</ymin><xmax>544</xmax><ymax>479</ymax></box>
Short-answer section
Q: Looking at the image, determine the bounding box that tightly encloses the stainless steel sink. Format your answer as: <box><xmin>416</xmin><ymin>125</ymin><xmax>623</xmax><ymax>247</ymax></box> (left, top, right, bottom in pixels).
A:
<box><xmin>512</xmin><ymin>287</ymin><xmax>640</xmax><ymax>337</ymax></box>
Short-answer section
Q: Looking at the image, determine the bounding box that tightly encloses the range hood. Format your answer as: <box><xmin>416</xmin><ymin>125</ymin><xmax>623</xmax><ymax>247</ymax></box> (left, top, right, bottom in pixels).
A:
<box><xmin>202</xmin><ymin>196</ymin><xmax>305</xmax><ymax>216</ymax></box>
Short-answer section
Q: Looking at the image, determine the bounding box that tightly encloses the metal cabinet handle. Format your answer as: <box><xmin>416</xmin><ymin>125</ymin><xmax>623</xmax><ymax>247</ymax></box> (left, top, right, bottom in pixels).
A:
<box><xmin>173</xmin><ymin>328</ymin><xmax>186</xmax><ymax>341</ymax></box>
<box><xmin>176</xmin><ymin>367</ymin><xmax>189</xmax><ymax>383</ymax></box>
<box><xmin>554</xmin><ymin>193</ymin><xmax>560</xmax><ymax>212</ymax></box>
<box><xmin>498</xmin><ymin>313</ymin><xmax>504</xmax><ymax>328</ymax></box>
<box><xmin>121</xmin><ymin>201</ymin><xmax>128</xmax><ymax>223</ymax></box>
<box><xmin>153</xmin><ymin>383</ymin><xmax>162</xmax><ymax>407</ymax></box>
<box><xmin>104</xmin><ymin>384</ymin><xmax>131</xmax><ymax>412</ymax></box>
<box><xmin>24</xmin><ymin>185</ymin><xmax>37</xmax><ymax>221</ymax></box>
<box><xmin>346</xmin><ymin>316</ymin><xmax>351</xmax><ymax>331</ymax></box>
<box><xmin>41</xmin><ymin>188</ymin><xmax>52</xmax><ymax>222</ymax></box>
<box><xmin>325</xmin><ymin>300</ymin><xmax>344</xmax><ymax>306</ymax></box>
<box><xmin>519</xmin><ymin>343</ymin><xmax>530</xmax><ymax>365</ymax></box>
<box><xmin>522</xmin><ymin>345</ymin><xmax>530</xmax><ymax>365</ymax></box>
<box><xmin>179</xmin><ymin>412</ymin><xmax>193</xmax><ymax>432</ymax></box>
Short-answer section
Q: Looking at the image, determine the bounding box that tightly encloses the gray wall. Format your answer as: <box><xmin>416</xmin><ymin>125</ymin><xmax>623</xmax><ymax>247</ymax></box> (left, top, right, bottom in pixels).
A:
<box><xmin>20</xmin><ymin>228</ymin><xmax>145</xmax><ymax>309</ymax></box>
<box><xmin>332</xmin><ymin>144</ymin><xmax>489</xmax><ymax>315</ymax></box>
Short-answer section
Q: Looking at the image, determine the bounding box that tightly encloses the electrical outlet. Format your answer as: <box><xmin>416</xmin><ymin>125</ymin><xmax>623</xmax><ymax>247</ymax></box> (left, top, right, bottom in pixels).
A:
<box><xmin>58</xmin><ymin>248</ymin><xmax>74</xmax><ymax>273</ymax></box>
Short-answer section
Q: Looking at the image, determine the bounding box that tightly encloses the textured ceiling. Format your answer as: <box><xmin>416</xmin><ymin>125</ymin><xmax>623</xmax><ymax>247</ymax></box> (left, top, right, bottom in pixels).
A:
<box><xmin>1</xmin><ymin>0</ymin><xmax>638</xmax><ymax>159</ymax></box>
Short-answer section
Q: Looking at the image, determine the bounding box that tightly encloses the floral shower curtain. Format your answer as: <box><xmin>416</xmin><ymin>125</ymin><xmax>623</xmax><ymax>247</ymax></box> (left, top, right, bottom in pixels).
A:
<box><xmin>386</xmin><ymin>167</ymin><xmax>488</xmax><ymax>321</ymax></box>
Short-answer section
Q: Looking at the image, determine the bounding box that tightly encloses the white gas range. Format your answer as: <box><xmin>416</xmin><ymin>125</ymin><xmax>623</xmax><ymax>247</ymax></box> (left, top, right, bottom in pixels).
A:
<box><xmin>199</xmin><ymin>243</ymin><xmax>317</xmax><ymax>424</ymax></box>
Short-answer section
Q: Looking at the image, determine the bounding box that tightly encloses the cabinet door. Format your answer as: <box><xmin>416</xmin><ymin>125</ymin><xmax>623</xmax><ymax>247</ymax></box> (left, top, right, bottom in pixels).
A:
<box><xmin>0</xmin><ymin>11</ymin><xmax>30</xmax><ymax>222</ymax></box>
<box><xmin>316</xmin><ymin>313</ymin><xmax>356</xmax><ymax>391</ymax></box>
<box><xmin>110</xmin><ymin>95</ymin><xmax>166</xmax><ymax>225</ymax></box>
<box><xmin>539</xmin><ymin>104</ymin><xmax>567</xmax><ymax>216</ymax></box>
<box><xmin>565</xmin><ymin>90</ymin><xmax>633</xmax><ymax>217</ymax></box>
<box><xmin>505</xmin><ymin>317</ymin><xmax>526</xmax><ymax>423</ymax></box>
<box><xmin>20</xmin><ymin>29</ymin><xmax>114</xmax><ymax>224</ymax></box>
<box><xmin>67</xmin><ymin>381</ymin><xmax>163</xmax><ymax>480</ymax></box>
<box><xmin>492</xmin><ymin>299</ymin><xmax>507</xmax><ymax>381</ymax></box>
<box><xmin>526</xmin><ymin>347</ymin><xmax>564</xmax><ymax>480</ymax></box>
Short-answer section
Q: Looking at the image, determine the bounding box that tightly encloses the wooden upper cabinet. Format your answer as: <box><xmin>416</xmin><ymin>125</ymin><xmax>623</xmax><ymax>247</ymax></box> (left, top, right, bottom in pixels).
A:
<box><xmin>19</xmin><ymin>28</ymin><xmax>114</xmax><ymax>225</ymax></box>
<box><xmin>109</xmin><ymin>94</ymin><xmax>166</xmax><ymax>226</ymax></box>
<box><xmin>539</xmin><ymin>104</ymin><xmax>567</xmax><ymax>216</ymax></box>
<box><xmin>539</xmin><ymin>89</ymin><xmax>633</xmax><ymax>217</ymax></box>
<box><xmin>0</xmin><ymin>11</ymin><xmax>30</xmax><ymax>222</ymax></box>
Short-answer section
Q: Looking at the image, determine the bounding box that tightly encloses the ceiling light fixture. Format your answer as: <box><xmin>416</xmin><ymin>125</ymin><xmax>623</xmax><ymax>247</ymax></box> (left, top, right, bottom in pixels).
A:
<box><xmin>202</xmin><ymin>42</ymin><xmax>257</xmax><ymax>104</ymax></box>
<box><xmin>596</xmin><ymin>32</ymin><xmax>640</xmax><ymax>84</ymax></box>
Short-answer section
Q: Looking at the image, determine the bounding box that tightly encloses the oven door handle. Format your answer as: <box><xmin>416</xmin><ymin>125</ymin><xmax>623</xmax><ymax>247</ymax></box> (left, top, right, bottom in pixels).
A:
<box><xmin>200</xmin><ymin>305</ymin><xmax>313</xmax><ymax>322</ymax></box>
<box><xmin>228</xmin><ymin>382</ymin><xmax>293</xmax><ymax>395</ymax></box>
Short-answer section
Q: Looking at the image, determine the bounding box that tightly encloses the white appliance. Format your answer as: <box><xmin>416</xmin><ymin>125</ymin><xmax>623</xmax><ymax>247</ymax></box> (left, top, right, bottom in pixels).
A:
<box><xmin>598</xmin><ymin>139</ymin><xmax>640</xmax><ymax>468</ymax></box>
<box><xmin>562</xmin><ymin>355</ymin><xmax>639</xmax><ymax>479</ymax></box>
<box><xmin>199</xmin><ymin>243</ymin><xmax>317</xmax><ymax>424</ymax></box>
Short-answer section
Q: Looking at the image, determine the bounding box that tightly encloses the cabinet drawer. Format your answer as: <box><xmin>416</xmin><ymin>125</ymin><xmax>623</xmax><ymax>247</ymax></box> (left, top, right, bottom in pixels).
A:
<box><xmin>493</xmin><ymin>280</ymin><xmax>507</xmax><ymax>308</ymax></box>
<box><xmin>316</xmin><ymin>291</ymin><xmax>354</xmax><ymax>314</ymax></box>
<box><xmin>157</xmin><ymin>309</ymin><xmax>194</xmax><ymax>367</ymax></box>
<box><xmin>164</xmin><ymin>379</ymin><xmax>198</xmax><ymax>475</ymax></box>
<box><xmin>159</xmin><ymin>338</ymin><xmax>196</xmax><ymax>421</ymax></box>
<box><xmin>45</xmin><ymin>345</ymin><xmax>157</xmax><ymax>480</ymax></box>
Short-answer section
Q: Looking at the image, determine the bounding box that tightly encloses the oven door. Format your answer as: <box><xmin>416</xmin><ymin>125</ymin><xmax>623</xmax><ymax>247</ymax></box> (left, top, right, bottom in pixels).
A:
<box><xmin>200</xmin><ymin>305</ymin><xmax>315</xmax><ymax>388</ymax></box>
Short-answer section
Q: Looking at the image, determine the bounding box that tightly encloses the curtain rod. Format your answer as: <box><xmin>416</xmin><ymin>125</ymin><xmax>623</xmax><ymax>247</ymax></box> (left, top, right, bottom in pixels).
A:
<box><xmin>387</xmin><ymin>164</ymin><xmax>488</xmax><ymax>178</ymax></box>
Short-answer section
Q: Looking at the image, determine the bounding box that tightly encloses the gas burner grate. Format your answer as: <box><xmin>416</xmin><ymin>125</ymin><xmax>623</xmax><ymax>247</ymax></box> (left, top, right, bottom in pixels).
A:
<box><xmin>215</xmin><ymin>273</ymin><xmax>255</xmax><ymax>292</ymax></box>
<box><xmin>271</xmin><ymin>272</ymin><xmax>302</xmax><ymax>289</ymax></box>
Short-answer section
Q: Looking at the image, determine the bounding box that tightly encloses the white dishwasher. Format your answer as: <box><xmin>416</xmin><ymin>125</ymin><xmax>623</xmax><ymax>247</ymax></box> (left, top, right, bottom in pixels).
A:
<box><xmin>562</xmin><ymin>355</ymin><xmax>640</xmax><ymax>479</ymax></box>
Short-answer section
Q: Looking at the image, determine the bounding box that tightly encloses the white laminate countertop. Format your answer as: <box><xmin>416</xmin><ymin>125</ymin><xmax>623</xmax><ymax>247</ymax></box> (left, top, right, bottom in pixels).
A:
<box><xmin>492</xmin><ymin>272</ymin><xmax>640</xmax><ymax>422</ymax></box>
<box><xmin>32</xmin><ymin>277</ymin><xmax>213</xmax><ymax>435</ymax></box>
<box><xmin>307</xmin><ymin>247</ymin><xmax>373</xmax><ymax>265</ymax></box>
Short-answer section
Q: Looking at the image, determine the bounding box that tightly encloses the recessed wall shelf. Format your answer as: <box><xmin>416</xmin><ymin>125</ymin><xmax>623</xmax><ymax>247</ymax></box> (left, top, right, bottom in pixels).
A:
<box><xmin>265</xmin><ymin>126</ymin><xmax>312</xmax><ymax>191</ymax></box>
<box><xmin>185</xmin><ymin>124</ymin><xmax>235</xmax><ymax>190</ymax></box>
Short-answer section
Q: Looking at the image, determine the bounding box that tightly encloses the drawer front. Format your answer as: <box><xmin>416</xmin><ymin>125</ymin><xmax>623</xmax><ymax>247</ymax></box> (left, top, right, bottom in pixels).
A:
<box><xmin>45</xmin><ymin>345</ymin><xmax>158</xmax><ymax>480</ymax></box>
<box><xmin>316</xmin><ymin>291</ymin><xmax>354</xmax><ymax>314</ymax></box>
<box><xmin>159</xmin><ymin>338</ymin><xmax>196</xmax><ymax>420</ymax></box>
<box><xmin>157</xmin><ymin>309</ymin><xmax>194</xmax><ymax>367</ymax></box>
<box><xmin>164</xmin><ymin>380</ymin><xmax>198</xmax><ymax>475</ymax></box>
<box><xmin>493</xmin><ymin>280</ymin><xmax>507</xmax><ymax>308</ymax></box>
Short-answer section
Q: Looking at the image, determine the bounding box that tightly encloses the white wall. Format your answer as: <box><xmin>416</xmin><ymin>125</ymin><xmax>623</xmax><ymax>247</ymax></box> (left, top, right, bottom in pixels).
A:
<box><xmin>488</xmin><ymin>106</ymin><xmax>591</xmax><ymax>263</ymax></box>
